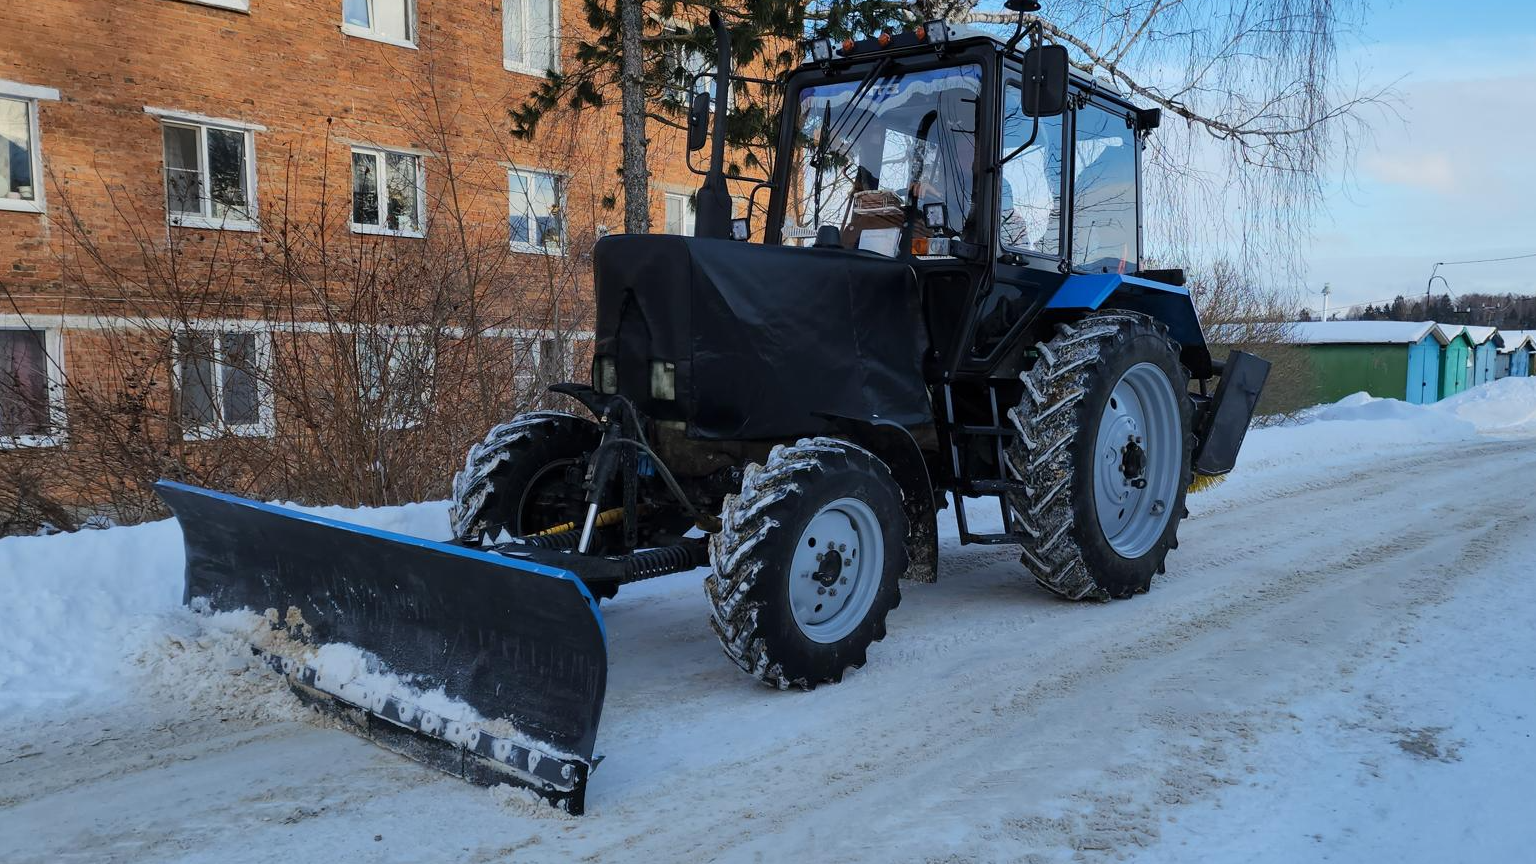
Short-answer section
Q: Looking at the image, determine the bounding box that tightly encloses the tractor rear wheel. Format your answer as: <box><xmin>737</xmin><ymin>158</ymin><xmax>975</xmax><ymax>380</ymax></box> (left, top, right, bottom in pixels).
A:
<box><xmin>1006</xmin><ymin>312</ymin><xmax>1193</xmax><ymax>600</ymax></box>
<box><xmin>706</xmin><ymin>438</ymin><xmax>907</xmax><ymax>689</ymax></box>
<box><xmin>449</xmin><ymin>412</ymin><xmax>599</xmax><ymax>547</ymax></box>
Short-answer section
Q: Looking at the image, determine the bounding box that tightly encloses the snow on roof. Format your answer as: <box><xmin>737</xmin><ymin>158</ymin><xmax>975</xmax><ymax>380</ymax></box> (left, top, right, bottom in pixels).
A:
<box><xmin>1463</xmin><ymin>325</ymin><xmax>1500</xmax><ymax>346</ymax></box>
<box><xmin>1435</xmin><ymin>323</ymin><xmax>1468</xmax><ymax>343</ymax></box>
<box><xmin>1497</xmin><ymin>330</ymin><xmax>1536</xmax><ymax>352</ymax></box>
<box><xmin>1284</xmin><ymin>320</ymin><xmax>1448</xmax><ymax>345</ymax></box>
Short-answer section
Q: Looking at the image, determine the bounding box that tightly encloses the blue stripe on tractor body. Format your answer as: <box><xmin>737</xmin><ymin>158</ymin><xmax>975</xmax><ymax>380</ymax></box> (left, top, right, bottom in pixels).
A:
<box><xmin>154</xmin><ymin>479</ymin><xmax>608</xmax><ymax>643</ymax></box>
<box><xmin>1045</xmin><ymin>272</ymin><xmax>1190</xmax><ymax>310</ymax></box>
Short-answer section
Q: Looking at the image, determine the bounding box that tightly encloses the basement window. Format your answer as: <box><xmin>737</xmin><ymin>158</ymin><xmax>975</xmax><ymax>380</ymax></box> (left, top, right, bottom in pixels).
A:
<box><xmin>0</xmin><ymin>327</ymin><xmax>65</xmax><ymax>448</ymax></box>
<box><xmin>504</xmin><ymin>0</ymin><xmax>559</xmax><ymax>74</ymax></box>
<box><xmin>509</xmin><ymin>168</ymin><xmax>564</xmax><ymax>254</ymax></box>
<box><xmin>342</xmin><ymin>0</ymin><xmax>415</xmax><ymax>48</ymax></box>
<box><xmin>357</xmin><ymin>330</ymin><xmax>434</xmax><ymax>430</ymax></box>
<box><xmin>0</xmin><ymin>80</ymin><xmax>60</xmax><ymax>214</ymax></box>
<box><xmin>159</xmin><ymin>119</ymin><xmax>258</xmax><ymax>231</ymax></box>
<box><xmin>351</xmin><ymin>148</ymin><xmax>424</xmax><ymax>236</ymax></box>
<box><xmin>174</xmin><ymin>329</ymin><xmax>272</xmax><ymax>439</ymax></box>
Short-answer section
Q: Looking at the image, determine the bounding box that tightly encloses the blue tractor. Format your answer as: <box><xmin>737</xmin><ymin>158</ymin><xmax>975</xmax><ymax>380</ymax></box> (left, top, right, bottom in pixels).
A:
<box><xmin>159</xmin><ymin>13</ymin><xmax>1268</xmax><ymax>814</ymax></box>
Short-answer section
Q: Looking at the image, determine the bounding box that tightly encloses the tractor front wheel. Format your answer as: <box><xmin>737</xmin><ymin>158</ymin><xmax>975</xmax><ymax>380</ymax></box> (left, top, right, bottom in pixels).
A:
<box><xmin>706</xmin><ymin>438</ymin><xmax>907</xmax><ymax>689</ymax></box>
<box><xmin>1006</xmin><ymin>312</ymin><xmax>1193</xmax><ymax>600</ymax></box>
<box><xmin>449</xmin><ymin>412</ymin><xmax>599</xmax><ymax>547</ymax></box>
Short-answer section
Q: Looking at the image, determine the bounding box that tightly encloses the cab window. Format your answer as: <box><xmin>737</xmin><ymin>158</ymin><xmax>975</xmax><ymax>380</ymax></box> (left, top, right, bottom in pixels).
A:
<box><xmin>999</xmin><ymin>83</ymin><xmax>1065</xmax><ymax>257</ymax></box>
<box><xmin>1071</xmin><ymin>102</ymin><xmax>1138</xmax><ymax>272</ymax></box>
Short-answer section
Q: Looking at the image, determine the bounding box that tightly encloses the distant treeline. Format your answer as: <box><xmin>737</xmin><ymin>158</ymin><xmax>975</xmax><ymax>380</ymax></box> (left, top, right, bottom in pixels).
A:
<box><xmin>1309</xmin><ymin>294</ymin><xmax>1536</xmax><ymax>328</ymax></box>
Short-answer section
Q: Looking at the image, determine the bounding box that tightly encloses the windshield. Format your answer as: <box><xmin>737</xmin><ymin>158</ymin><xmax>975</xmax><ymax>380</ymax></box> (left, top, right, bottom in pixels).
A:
<box><xmin>782</xmin><ymin>64</ymin><xmax>981</xmax><ymax>256</ymax></box>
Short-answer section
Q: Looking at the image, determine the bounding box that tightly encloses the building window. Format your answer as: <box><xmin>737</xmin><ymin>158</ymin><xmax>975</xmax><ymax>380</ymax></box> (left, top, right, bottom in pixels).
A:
<box><xmin>509</xmin><ymin>168</ymin><xmax>563</xmax><ymax>254</ymax></box>
<box><xmin>504</xmin><ymin>0</ymin><xmax>559</xmax><ymax>74</ymax></box>
<box><xmin>0</xmin><ymin>81</ymin><xmax>59</xmax><ymax>214</ymax></box>
<box><xmin>1</xmin><ymin>327</ymin><xmax>64</xmax><ymax>447</ymax></box>
<box><xmin>662</xmin><ymin>29</ymin><xmax>730</xmax><ymax>110</ymax></box>
<box><xmin>351</xmin><ymin>148</ymin><xmax>423</xmax><ymax>236</ymax></box>
<box><xmin>357</xmin><ymin>330</ymin><xmax>433</xmax><ymax>429</ymax></box>
<box><xmin>160</xmin><ymin>120</ymin><xmax>257</xmax><ymax>230</ymax></box>
<box><xmin>343</xmin><ymin>0</ymin><xmax>415</xmax><ymax>47</ymax></box>
<box><xmin>174</xmin><ymin>330</ymin><xmax>271</xmax><ymax>438</ymax></box>
<box><xmin>663</xmin><ymin>191</ymin><xmax>694</xmax><ymax>236</ymax></box>
<box><xmin>177</xmin><ymin>0</ymin><xmax>252</xmax><ymax>11</ymax></box>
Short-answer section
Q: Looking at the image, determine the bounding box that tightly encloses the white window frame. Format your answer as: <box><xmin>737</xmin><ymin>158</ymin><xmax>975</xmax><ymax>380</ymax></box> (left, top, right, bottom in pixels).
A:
<box><xmin>662</xmin><ymin>28</ymin><xmax>733</xmax><ymax>112</ymax></box>
<box><xmin>148</xmin><ymin>109</ymin><xmax>260</xmax><ymax>232</ymax></box>
<box><xmin>356</xmin><ymin>328</ymin><xmax>435</xmax><ymax>430</ymax></box>
<box><xmin>172</xmin><ymin>327</ymin><xmax>275</xmax><ymax>440</ymax></box>
<box><xmin>173</xmin><ymin>0</ymin><xmax>251</xmax><ymax>12</ymax></box>
<box><xmin>663</xmin><ymin>191</ymin><xmax>695</xmax><ymax>236</ymax></box>
<box><xmin>508</xmin><ymin>167</ymin><xmax>566</xmax><ymax>256</ymax></box>
<box><xmin>340</xmin><ymin>0</ymin><xmax>418</xmax><ymax>49</ymax></box>
<box><xmin>0</xmin><ymin>325</ymin><xmax>66</xmax><ymax>449</ymax></box>
<box><xmin>503</xmin><ymin>0</ymin><xmax>561</xmax><ymax>76</ymax></box>
<box><xmin>0</xmin><ymin>80</ymin><xmax>60</xmax><ymax>215</ymax></box>
<box><xmin>349</xmin><ymin>147</ymin><xmax>426</xmax><ymax>238</ymax></box>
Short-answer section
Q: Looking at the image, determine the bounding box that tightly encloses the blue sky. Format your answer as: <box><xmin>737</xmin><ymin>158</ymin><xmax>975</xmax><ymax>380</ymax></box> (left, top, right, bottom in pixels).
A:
<box><xmin>1299</xmin><ymin>0</ymin><xmax>1536</xmax><ymax>312</ymax></box>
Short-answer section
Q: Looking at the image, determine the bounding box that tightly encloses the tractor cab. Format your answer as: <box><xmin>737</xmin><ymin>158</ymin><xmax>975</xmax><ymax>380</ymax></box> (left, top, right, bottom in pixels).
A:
<box><xmin>740</xmin><ymin>27</ymin><xmax>1173</xmax><ymax>381</ymax></box>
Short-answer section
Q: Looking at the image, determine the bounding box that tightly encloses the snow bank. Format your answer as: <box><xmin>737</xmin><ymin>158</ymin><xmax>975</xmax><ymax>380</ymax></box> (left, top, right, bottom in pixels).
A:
<box><xmin>2</xmin><ymin>377</ymin><xmax>1532</xmax><ymax>725</ymax></box>
<box><xmin>0</xmin><ymin>498</ymin><xmax>449</xmax><ymax>719</ymax></box>
<box><xmin>1430</xmin><ymin>376</ymin><xmax>1536</xmax><ymax>433</ymax></box>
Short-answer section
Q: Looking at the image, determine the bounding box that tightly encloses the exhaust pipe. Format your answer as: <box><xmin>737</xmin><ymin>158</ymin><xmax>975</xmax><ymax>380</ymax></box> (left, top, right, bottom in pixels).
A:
<box><xmin>694</xmin><ymin>11</ymin><xmax>733</xmax><ymax>239</ymax></box>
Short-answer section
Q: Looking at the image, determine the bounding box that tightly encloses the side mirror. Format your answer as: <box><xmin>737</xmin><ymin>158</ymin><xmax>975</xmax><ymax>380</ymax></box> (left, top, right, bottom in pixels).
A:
<box><xmin>687</xmin><ymin>92</ymin><xmax>711</xmax><ymax>152</ymax></box>
<box><xmin>1021</xmin><ymin>44</ymin><xmax>1069</xmax><ymax>117</ymax></box>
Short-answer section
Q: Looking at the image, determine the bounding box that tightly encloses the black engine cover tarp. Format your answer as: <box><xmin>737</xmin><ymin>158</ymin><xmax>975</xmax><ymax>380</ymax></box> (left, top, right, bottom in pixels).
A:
<box><xmin>593</xmin><ymin>235</ymin><xmax>930</xmax><ymax>440</ymax></box>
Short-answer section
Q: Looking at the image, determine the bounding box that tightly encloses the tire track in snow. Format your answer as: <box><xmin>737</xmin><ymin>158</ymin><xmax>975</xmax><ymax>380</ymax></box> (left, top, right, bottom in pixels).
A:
<box><xmin>2</xmin><ymin>439</ymin><xmax>1533</xmax><ymax>864</ymax></box>
<box><xmin>550</xmin><ymin>439</ymin><xmax>1536</xmax><ymax>862</ymax></box>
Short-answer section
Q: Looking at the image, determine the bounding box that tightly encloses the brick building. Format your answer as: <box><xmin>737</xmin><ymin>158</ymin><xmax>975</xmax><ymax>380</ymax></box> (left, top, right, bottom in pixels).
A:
<box><xmin>0</xmin><ymin>0</ymin><xmax>712</xmax><ymax>528</ymax></box>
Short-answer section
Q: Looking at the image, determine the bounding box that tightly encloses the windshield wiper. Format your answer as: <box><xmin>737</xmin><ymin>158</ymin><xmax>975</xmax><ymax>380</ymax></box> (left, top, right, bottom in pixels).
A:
<box><xmin>811</xmin><ymin>58</ymin><xmax>893</xmax><ymax>227</ymax></box>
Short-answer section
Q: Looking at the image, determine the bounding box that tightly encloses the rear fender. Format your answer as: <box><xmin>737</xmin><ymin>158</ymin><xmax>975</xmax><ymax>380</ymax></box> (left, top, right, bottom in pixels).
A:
<box><xmin>1046</xmin><ymin>273</ymin><xmax>1214</xmax><ymax>379</ymax></box>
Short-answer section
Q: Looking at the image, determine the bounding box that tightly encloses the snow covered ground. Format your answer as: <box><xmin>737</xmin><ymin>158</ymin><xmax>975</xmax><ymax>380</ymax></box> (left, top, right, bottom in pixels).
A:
<box><xmin>3</xmin><ymin>379</ymin><xmax>1535</xmax><ymax>863</ymax></box>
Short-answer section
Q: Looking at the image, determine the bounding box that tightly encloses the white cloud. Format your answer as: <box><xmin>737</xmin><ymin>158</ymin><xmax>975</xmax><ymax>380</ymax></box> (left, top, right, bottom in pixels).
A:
<box><xmin>1362</xmin><ymin>151</ymin><xmax>1457</xmax><ymax>194</ymax></box>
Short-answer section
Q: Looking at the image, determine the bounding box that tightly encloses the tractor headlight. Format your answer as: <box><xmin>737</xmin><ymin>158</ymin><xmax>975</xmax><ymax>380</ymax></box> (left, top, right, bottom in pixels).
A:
<box><xmin>594</xmin><ymin>356</ymin><xmax>617</xmax><ymax>394</ymax></box>
<box><xmin>808</xmin><ymin>37</ymin><xmax>834</xmax><ymax>64</ymax></box>
<box><xmin>923</xmin><ymin>19</ymin><xmax>951</xmax><ymax>46</ymax></box>
<box><xmin>650</xmin><ymin>360</ymin><xmax>676</xmax><ymax>401</ymax></box>
<box><xmin>730</xmin><ymin>217</ymin><xmax>751</xmax><ymax>241</ymax></box>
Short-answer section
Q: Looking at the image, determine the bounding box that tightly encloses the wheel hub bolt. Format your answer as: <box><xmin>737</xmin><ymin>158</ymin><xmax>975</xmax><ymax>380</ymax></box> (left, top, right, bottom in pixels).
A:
<box><xmin>839</xmin><ymin>577</ymin><xmax>847</xmax><ymax>585</ymax></box>
<box><xmin>839</xmin><ymin>544</ymin><xmax>846</xmax><ymax>552</ymax></box>
<box><xmin>817</xmin><ymin>586</ymin><xmax>826</xmax><ymax>595</ymax></box>
<box><xmin>828</xmin><ymin>588</ymin><xmax>837</xmax><ymax>596</ymax></box>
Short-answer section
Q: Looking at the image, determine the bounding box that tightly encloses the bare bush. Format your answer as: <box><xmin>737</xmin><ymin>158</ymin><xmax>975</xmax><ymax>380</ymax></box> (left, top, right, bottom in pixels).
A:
<box><xmin>0</xmin><ymin>86</ymin><xmax>605</xmax><ymax>534</ymax></box>
<box><xmin>1190</xmin><ymin>259</ymin><xmax>1313</xmax><ymax>419</ymax></box>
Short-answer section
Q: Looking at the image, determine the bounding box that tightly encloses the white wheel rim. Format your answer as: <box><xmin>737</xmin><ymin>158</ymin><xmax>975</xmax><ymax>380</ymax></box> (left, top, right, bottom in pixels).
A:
<box><xmin>787</xmin><ymin>497</ymin><xmax>884</xmax><ymax>644</ymax></box>
<box><xmin>1092</xmin><ymin>362</ymin><xmax>1181</xmax><ymax>558</ymax></box>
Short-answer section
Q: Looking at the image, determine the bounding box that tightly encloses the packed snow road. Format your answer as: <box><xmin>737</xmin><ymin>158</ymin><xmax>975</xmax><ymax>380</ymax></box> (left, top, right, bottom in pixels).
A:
<box><xmin>3</xmin><ymin>383</ymin><xmax>1536</xmax><ymax>863</ymax></box>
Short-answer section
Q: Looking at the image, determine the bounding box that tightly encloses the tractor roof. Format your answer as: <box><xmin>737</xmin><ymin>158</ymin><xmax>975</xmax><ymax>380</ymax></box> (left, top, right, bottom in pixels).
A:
<box><xmin>809</xmin><ymin>23</ymin><xmax>1128</xmax><ymax>99</ymax></box>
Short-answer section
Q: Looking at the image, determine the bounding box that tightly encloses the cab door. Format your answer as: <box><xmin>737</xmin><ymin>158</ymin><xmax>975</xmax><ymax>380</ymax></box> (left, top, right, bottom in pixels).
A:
<box><xmin>964</xmin><ymin>71</ymin><xmax>1070</xmax><ymax>374</ymax></box>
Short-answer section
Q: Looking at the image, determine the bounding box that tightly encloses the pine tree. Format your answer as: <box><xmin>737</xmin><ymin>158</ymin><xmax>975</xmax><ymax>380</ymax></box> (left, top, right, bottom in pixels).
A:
<box><xmin>507</xmin><ymin>0</ymin><xmax>910</xmax><ymax>234</ymax></box>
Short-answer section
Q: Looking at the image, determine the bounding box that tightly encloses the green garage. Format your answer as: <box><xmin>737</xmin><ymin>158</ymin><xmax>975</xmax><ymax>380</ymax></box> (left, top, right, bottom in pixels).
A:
<box><xmin>1290</xmin><ymin>321</ymin><xmax>1449</xmax><ymax>405</ymax></box>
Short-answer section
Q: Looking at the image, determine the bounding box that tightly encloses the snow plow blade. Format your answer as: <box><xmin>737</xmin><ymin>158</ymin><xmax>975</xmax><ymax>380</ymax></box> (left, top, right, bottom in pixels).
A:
<box><xmin>154</xmin><ymin>480</ymin><xmax>606</xmax><ymax>814</ymax></box>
